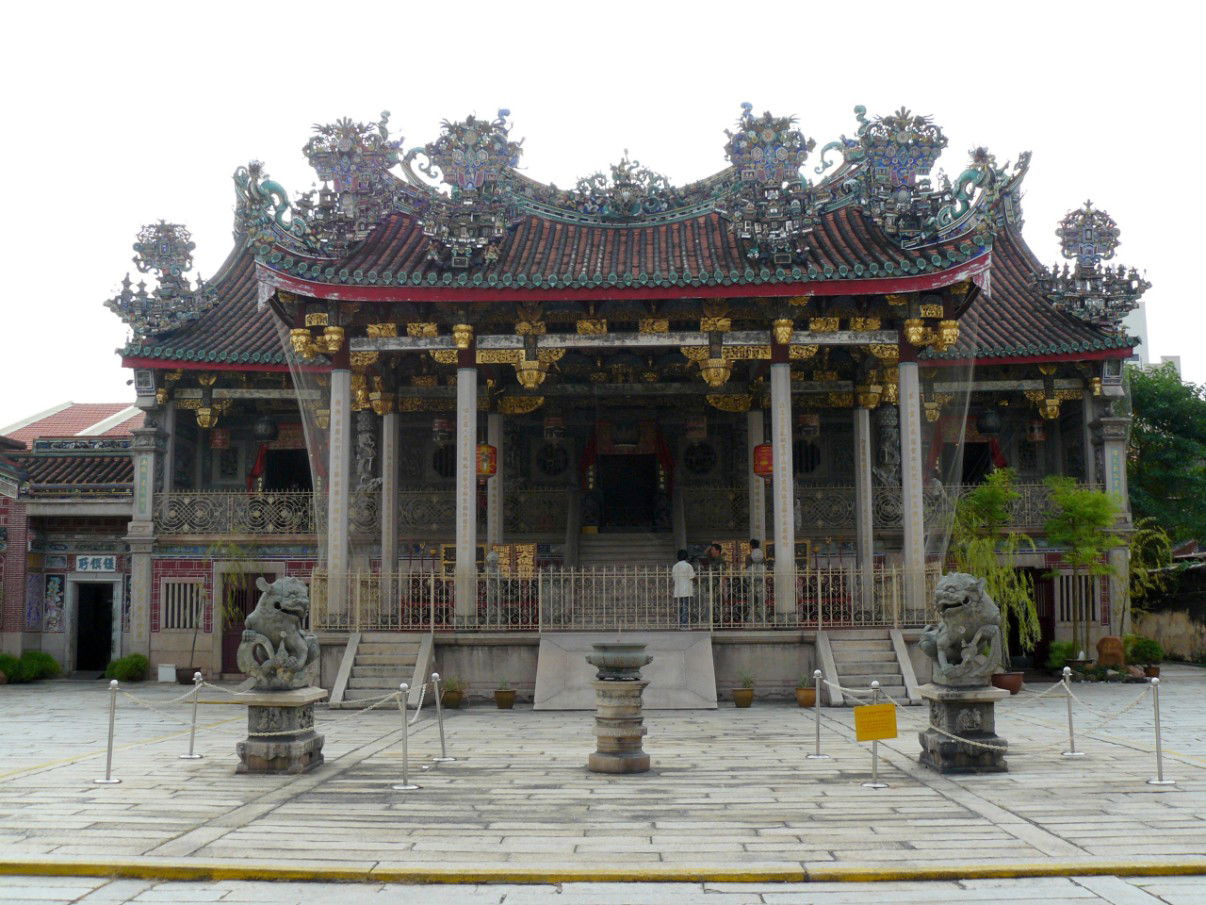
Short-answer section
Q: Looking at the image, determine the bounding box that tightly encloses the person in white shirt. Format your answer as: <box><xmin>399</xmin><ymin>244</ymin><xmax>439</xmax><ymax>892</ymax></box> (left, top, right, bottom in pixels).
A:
<box><xmin>671</xmin><ymin>549</ymin><xmax>696</xmax><ymax>627</ymax></box>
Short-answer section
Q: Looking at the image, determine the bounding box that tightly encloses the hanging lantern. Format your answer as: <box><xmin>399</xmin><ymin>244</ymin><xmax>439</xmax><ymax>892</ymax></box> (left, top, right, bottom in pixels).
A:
<box><xmin>209</xmin><ymin>428</ymin><xmax>231</xmax><ymax>449</ymax></box>
<box><xmin>433</xmin><ymin>417</ymin><xmax>453</xmax><ymax>446</ymax></box>
<box><xmin>196</xmin><ymin>406</ymin><xmax>218</xmax><ymax>430</ymax></box>
<box><xmin>976</xmin><ymin>407</ymin><xmax>1002</xmax><ymax>435</ymax></box>
<box><xmin>476</xmin><ymin>442</ymin><xmax>497</xmax><ymax>482</ymax></box>
<box><xmin>1027</xmin><ymin>420</ymin><xmax>1046</xmax><ymax>443</ymax></box>
<box><xmin>252</xmin><ymin>415</ymin><xmax>279</xmax><ymax>443</ymax></box>
<box><xmin>699</xmin><ymin>357</ymin><xmax>731</xmax><ymax>387</ymax></box>
<box><xmin>753</xmin><ymin>442</ymin><xmax>774</xmax><ymax>481</ymax></box>
<box><xmin>797</xmin><ymin>412</ymin><xmax>821</xmax><ymax>438</ymax></box>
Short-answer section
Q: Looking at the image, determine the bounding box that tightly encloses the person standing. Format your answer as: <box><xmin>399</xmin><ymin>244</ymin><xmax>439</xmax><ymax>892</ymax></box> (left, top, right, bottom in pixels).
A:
<box><xmin>672</xmin><ymin>549</ymin><xmax>696</xmax><ymax>628</ymax></box>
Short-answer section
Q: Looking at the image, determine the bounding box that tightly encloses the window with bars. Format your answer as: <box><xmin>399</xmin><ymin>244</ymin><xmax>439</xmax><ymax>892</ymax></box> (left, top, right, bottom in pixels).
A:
<box><xmin>161</xmin><ymin>579</ymin><xmax>207</xmax><ymax>631</ymax></box>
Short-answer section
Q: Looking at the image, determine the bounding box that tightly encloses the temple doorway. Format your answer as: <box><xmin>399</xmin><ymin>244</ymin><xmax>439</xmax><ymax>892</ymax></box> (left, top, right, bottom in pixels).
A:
<box><xmin>264</xmin><ymin>449</ymin><xmax>312</xmax><ymax>492</ymax></box>
<box><xmin>598</xmin><ymin>454</ymin><xmax>657</xmax><ymax>530</ymax></box>
<box><xmin>74</xmin><ymin>583</ymin><xmax>114</xmax><ymax>672</ymax></box>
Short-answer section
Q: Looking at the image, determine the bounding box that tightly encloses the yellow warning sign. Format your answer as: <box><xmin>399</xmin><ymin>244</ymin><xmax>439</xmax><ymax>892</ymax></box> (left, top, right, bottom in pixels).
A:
<box><xmin>853</xmin><ymin>703</ymin><xmax>898</xmax><ymax>742</ymax></box>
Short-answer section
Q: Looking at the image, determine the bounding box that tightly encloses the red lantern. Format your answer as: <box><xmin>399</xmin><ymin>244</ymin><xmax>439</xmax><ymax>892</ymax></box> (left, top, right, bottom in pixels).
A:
<box><xmin>753</xmin><ymin>442</ymin><xmax>774</xmax><ymax>481</ymax></box>
<box><xmin>476</xmin><ymin>442</ymin><xmax>497</xmax><ymax>482</ymax></box>
<box><xmin>209</xmin><ymin>428</ymin><xmax>231</xmax><ymax>449</ymax></box>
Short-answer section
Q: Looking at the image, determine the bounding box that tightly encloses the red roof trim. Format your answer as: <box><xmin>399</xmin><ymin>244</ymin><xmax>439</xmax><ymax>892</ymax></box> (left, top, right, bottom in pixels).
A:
<box><xmin>924</xmin><ymin>347</ymin><xmax>1134</xmax><ymax>368</ymax></box>
<box><xmin>256</xmin><ymin>255</ymin><xmax>990</xmax><ymax>303</ymax></box>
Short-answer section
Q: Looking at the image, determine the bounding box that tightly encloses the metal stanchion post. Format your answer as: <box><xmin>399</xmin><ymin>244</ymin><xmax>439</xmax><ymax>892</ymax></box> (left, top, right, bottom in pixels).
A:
<box><xmin>431</xmin><ymin>671</ymin><xmax>456</xmax><ymax>763</ymax></box>
<box><xmin>806</xmin><ymin>668</ymin><xmax>830</xmax><ymax>760</ymax></box>
<box><xmin>94</xmin><ymin>679</ymin><xmax>121</xmax><ymax>784</ymax></box>
<box><xmin>1060</xmin><ymin>665</ymin><xmax>1084</xmax><ymax>758</ymax></box>
<box><xmin>861</xmin><ymin>680</ymin><xmax>887</xmax><ymax>789</ymax></box>
<box><xmin>179</xmin><ymin>671</ymin><xmax>203</xmax><ymax>760</ymax></box>
<box><xmin>1146</xmin><ymin>678</ymin><xmax>1175</xmax><ymax>786</ymax></box>
<box><xmin>392</xmin><ymin>683</ymin><xmax>420</xmax><ymax>791</ymax></box>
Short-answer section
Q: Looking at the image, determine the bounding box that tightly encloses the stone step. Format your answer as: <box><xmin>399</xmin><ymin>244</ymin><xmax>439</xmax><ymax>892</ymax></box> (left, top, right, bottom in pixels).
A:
<box><xmin>830</xmin><ymin>638</ymin><xmax>893</xmax><ymax>651</ymax></box>
<box><xmin>826</xmin><ymin>628</ymin><xmax>894</xmax><ymax>641</ymax></box>
<box><xmin>839</xmin><ymin>673</ymin><xmax>904</xmax><ymax>687</ymax></box>
<box><xmin>358</xmin><ymin>642</ymin><xmax>422</xmax><ymax>656</ymax></box>
<box><xmin>355</xmin><ymin>654</ymin><xmax>418</xmax><ymax>667</ymax></box>
<box><xmin>347</xmin><ymin>676</ymin><xmax>405</xmax><ymax>690</ymax></box>
<box><xmin>352</xmin><ymin>665</ymin><xmax>412</xmax><ymax>679</ymax></box>
<box><xmin>834</xmin><ymin>651</ymin><xmax>902</xmax><ymax>666</ymax></box>
<box><xmin>342</xmin><ymin>687</ymin><xmax>403</xmax><ymax>702</ymax></box>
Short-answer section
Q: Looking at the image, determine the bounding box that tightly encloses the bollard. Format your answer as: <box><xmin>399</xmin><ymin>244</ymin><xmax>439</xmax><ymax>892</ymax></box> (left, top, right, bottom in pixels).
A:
<box><xmin>179</xmin><ymin>672</ymin><xmax>204</xmax><ymax>760</ymax></box>
<box><xmin>1146</xmin><ymin>678</ymin><xmax>1175</xmax><ymax>786</ymax></box>
<box><xmin>861</xmin><ymin>680</ymin><xmax>888</xmax><ymax>789</ymax></box>
<box><xmin>94</xmin><ymin>679</ymin><xmax>121</xmax><ymax>784</ymax></box>
<box><xmin>805</xmin><ymin>668</ymin><xmax>830</xmax><ymax>760</ymax></box>
<box><xmin>391</xmin><ymin>683</ymin><xmax>420</xmax><ymax>791</ymax></box>
<box><xmin>430</xmin><ymin>671</ymin><xmax>456</xmax><ymax>763</ymax></box>
<box><xmin>1060</xmin><ymin>665</ymin><xmax>1085</xmax><ymax>758</ymax></box>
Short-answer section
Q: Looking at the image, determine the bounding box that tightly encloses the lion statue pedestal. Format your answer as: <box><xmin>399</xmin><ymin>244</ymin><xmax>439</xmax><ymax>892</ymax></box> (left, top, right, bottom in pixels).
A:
<box><xmin>917</xmin><ymin>573</ymin><xmax>1009</xmax><ymax>774</ymax></box>
<box><xmin>202</xmin><ymin>576</ymin><xmax>326</xmax><ymax>774</ymax></box>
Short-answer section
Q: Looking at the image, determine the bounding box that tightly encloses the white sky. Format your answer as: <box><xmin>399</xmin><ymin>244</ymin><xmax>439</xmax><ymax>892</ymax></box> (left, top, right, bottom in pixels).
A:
<box><xmin>1</xmin><ymin>0</ymin><xmax>1199</xmax><ymax>428</ymax></box>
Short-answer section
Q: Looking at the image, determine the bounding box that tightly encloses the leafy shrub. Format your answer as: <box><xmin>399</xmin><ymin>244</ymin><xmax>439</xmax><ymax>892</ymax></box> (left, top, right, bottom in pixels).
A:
<box><xmin>1045</xmin><ymin>640</ymin><xmax>1077</xmax><ymax>671</ymax></box>
<box><xmin>0</xmin><ymin>653</ymin><xmax>19</xmax><ymax>683</ymax></box>
<box><xmin>18</xmin><ymin>651</ymin><xmax>61</xmax><ymax>682</ymax></box>
<box><xmin>1125</xmin><ymin>635</ymin><xmax>1164</xmax><ymax>665</ymax></box>
<box><xmin>440</xmin><ymin>675</ymin><xmax>465</xmax><ymax>693</ymax></box>
<box><xmin>104</xmin><ymin>654</ymin><xmax>150</xmax><ymax>682</ymax></box>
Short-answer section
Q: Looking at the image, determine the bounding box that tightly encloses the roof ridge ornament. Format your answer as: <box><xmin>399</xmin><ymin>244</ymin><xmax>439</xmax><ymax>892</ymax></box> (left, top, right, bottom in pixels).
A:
<box><xmin>104</xmin><ymin>222</ymin><xmax>218</xmax><ymax>338</ymax></box>
<box><xmin>1037</xmin><ymin>201</ymin><xmax>1149</xmax><ymax>332</ymax></box>
<box><xmin>233</xmin><ymin>161</ymin><xmax>314</xmax><ymax>256</ymax></box>
<box><xmin>569</xmin><ymin>151</ymin><xmax>681</xmax><ymax>221</ymax></box>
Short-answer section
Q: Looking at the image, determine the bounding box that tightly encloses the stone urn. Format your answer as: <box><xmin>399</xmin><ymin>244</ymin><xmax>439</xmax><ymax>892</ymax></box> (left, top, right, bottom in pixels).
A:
<box><xmin>585</xmin><ymin>641</ymin><xmax>653</xmax><ymax>774</ymax></box>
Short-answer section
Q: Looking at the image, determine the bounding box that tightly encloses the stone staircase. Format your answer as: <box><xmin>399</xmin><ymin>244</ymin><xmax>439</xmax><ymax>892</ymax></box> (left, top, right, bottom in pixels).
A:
<box><xmin>816</xmin><ymin>628</ymin><xmax>920</xmax><ymax>706</ymax></box>
<box><xmin>329</xmin><ymin>632</ymin><xmax>432</xmax><ymax>709</ymax></box>
<box><xmin>577</xmin><ymin>532</ymin><xmax>677</xmax><ymax>567</ymax></box>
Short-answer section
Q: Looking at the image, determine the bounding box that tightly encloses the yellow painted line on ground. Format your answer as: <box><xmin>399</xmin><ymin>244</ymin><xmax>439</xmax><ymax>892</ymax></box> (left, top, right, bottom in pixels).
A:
<box><xmin>0</xmin><ymin>858</ymin><xmax>1203</xmax><ymax>885</ymax></box>
<box><xmin>0</xmin><ymin>717</ymin><xmax>241</xmax><ymax>782</ymax></box>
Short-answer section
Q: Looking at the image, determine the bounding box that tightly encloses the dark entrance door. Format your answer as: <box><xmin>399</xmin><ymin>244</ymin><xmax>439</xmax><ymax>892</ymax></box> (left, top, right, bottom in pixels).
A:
<box><xmin>75</xmin><ymin>583</ymin><xmax>113</xmax><ymax>672</ymax></box>
<box><xmin>597</xmin><ymin>454</ymin><xmax>657</xmax><ymax>529</ymax></box>
<box><xmin>220</xmin><ymin>572</ymin><xmax>276</xmax><ymax>674</ymax></box>
<box><xmin>1030</xmin><ymin>569</ymin><xmax>1056</xmax><ymax>669</ymax></box>
<box><xmin>264</xmin><ymin>450</ymin><xmax>312</xmax><ymax>492</ymax></box>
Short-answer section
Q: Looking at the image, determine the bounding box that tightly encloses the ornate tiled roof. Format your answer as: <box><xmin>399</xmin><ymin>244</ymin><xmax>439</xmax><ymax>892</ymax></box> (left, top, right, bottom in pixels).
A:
<box><xmin>0</xmin><ymin>404</ymin><xmax>143</xmax><ymax>449</ymax></box>
<box><xmin>16</xmin><ymin>452</ymin><xmax>133</xmax><ymax>493</ymax></box>
<box><xmin>921</xmin><ymin>227</ymin><xmax>1135</xmax><ymax>363</ymax></box>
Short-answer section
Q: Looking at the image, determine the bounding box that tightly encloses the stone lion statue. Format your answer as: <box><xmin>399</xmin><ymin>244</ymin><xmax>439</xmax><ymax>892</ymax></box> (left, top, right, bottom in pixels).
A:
<box><xmin>918</xmin><ymin>573</ymin><xmax>1001</xmax><ymax>686</ymax></box>
<box><xmin>236</xmin><ymin>576</ymin><xmax>320</xmax><ymax>690</ymax></box>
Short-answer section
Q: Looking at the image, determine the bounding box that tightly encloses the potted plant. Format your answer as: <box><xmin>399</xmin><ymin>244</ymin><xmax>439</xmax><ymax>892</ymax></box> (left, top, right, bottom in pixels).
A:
<box><xmin>1126</xmin><ymin>635</ymin><xmax>1164</xmax><ymax>678</ymax></box>
<box><xmin>441</xmin><ymin>675</ymin><xmax>466</xmax><ymax>709</ymax></box>
<box><xmin>732</xmin><ymin>671</ymin><xmax>754</xmax><ymax>708</ymax></box>
<box><xmin>1045</xmin><ymin>640</ymin><xmax>1077</xmax><ymax>675</ymax></box>
<box><xmin>494</xmin><ymin>679</ymin><xmax>516</xmax><ymax>710</ymax></box>
<box><xmin>795</xmin><ymin>674</ymin><xmax>816</xmax><ymax>708</ymax></box>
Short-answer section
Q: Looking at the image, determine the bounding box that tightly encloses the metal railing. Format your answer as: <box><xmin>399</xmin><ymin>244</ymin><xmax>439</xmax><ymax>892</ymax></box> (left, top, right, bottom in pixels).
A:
<box><xmin>309</xmin><ymin>563</ymin><xmax>942</xmax><ymax>633</ymax></box>
<box><xmin>154</xmin><ymin>491</ymin><xmax>316</xmax><ymax>535</ymax></box>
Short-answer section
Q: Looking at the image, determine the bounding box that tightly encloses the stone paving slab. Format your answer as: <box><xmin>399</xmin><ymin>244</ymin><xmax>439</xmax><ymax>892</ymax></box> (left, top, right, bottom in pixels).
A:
<box><xmin>0</xmin><ymin>876</ymin><xmax>1203</xmax><ymax>904</ymax></box>
<box><xmin>0</xmin><ymin>667</ymin><xmax>1203</xmax><ymax>885</ymax></box>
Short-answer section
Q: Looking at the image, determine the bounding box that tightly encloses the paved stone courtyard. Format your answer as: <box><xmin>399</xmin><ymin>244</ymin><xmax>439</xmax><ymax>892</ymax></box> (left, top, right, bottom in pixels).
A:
<box><xmin>0</xmin><ymin>665</ymin><xmax>1203</xmax><ymax>903</ymax></box>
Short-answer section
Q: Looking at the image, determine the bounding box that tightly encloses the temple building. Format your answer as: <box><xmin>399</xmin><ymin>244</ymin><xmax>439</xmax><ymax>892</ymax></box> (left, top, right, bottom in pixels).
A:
<box><xmin>0</xmin><ymin>105</ymin><xmax>1149</xmax><ymax>699</ymax></box>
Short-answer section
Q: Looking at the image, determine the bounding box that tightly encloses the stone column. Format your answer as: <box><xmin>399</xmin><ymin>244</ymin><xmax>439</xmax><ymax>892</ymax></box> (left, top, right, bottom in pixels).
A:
<box><xmin>161</xmin><ymin>401</ymin><xmax>176</xmax><ymax>492</ymax></box>
<box><xmin>380</xmin><ymin>410</ymin><xmax>399</xmax><ymax>605</ymax></box>
<box><xmin>126</xmin><ymin>417</ymin><xmax>164</xmax><ymax>657</ymax></box>
<box><xmin>454</xmin><ymin>364</ymin><xmax>478</xmax><ymax>618</ymax></box>
<box><xmin>853</xmin><ymin>406</ymin><xmax>875</xmax><ymax>614</ymax></box>
<box><xmin>486</xmin><ymin>411</ymin><xmax>504</xmax><ymax>548</ymax></box>
<box><xmin>770</xmin><ymin>361</ymin><xmax>795</xmax><ymax>615</ymax></box>
<box><xmin>746</xmin><ymin>410</ymin><xmax>767</xmax><ymax>544</ymax></box>
<box><xmin>1081</xmin><ymin>397</ymin><xmax>1097</xmax><ymax>486</ymax></box>
<box><xmin>1098</xmin><ymin>415</ymin><xmax>1133</xmax><ymax>633</ymax></box>
<box><xmin>898</xmin><ymin>358</ymin><xmax>926</xmax><ymax>615</ymax></box>
<box><xmin>326</xmin><ymin>368</ymin><xmax>352</xmax><ymax>617</ymax></box>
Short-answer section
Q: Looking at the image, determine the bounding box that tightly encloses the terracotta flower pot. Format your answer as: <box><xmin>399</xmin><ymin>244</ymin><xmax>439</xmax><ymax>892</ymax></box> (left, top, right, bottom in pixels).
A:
<box><xmin>1143</xmin><ymin>665</ymin><xmax>1160</xmax><ymax>679</ymax></box>
<box><xmin>991</xmin><ymin>671</ymin><xmax>1024</xmax><ymax>695</ymax></box>
<box><xmin>494</xmin><ymin>689</ymin><xmax>516</xmax><ymax>709</ymax></box>
<box><xmin>795</xmin><ymin>687</ymin><xmax>816</xmax><ymax>707</ymax></box>
<box><xmin>442</xmin><ymin>690</ymin><xmax>464</xmax><ymax>709</ymax></box>
<box><xmin>732</xmin><ymin>688</ymin><xmax>754</xmax><ymax>708</ymax></box>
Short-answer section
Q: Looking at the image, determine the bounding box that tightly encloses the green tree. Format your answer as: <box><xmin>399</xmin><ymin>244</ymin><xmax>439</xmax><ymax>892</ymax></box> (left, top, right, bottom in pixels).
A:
<box><xmin>950</xmin><ymin>468</ymin><xmax>1038</xmax><ymax>670</ymax></box>
<box><xmin>1127</xmin><ymin>364</ymin><xmax>1206</xmax><ymax>543</ymax></box>
<box><xmin>1043</xmin><ymin>476</ymin><xmax>1121</xmax><ymax>653</ymax></box>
